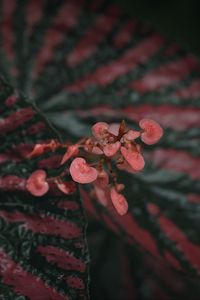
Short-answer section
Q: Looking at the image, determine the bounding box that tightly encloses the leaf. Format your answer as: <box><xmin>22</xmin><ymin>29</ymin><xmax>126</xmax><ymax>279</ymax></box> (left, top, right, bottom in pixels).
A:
<box><xmin>136</xmin><ymin>168</ymin><xmax>185</xmax><ymax>184</ymax></box>
<box><xmin>0</xmin><ymin>77</ymin><xmax>89</xmax><ymax>300</ymax></box>
<box><xmin>1</xmin><ymin>0</ymin><xmax>200</xmax><ymax>298</ymax></box>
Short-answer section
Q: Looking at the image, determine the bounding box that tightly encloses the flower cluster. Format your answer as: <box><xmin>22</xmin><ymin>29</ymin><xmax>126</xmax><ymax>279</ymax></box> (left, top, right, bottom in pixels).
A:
<box><xmin>27</xmin><ymin>119</ymin><xmax>163</xmax><ymax>215</ymax></box>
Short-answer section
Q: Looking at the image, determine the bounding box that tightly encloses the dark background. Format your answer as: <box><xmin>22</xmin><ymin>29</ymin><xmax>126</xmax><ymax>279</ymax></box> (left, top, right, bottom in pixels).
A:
<box><xmin>111</xmin><ymin>0</ymin><xmax>200</xmax><ymax>56</ymax></box>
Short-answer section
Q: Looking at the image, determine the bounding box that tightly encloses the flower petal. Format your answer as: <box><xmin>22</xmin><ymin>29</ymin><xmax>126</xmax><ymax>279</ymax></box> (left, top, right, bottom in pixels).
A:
<box><xmin>103</xmin><ymin>141</ymin><xmax>121</xmax><ymax>157</ymax></box>
<box><xmin>117</xmin><ymin>160</ymin><xmax>137</xmax><ymax>174</ymax></box>
<box><xmin>108</xmin><ymin>123</ymin><xmax>120</xmax><ymax>136</ymax></box>
<box><xmin>92</xmin><ymin>122</ymin><xmax>109</xmax><ymax>139</ymax></box>
<box><xmin>123</xmin><ymin>129</ymin><xmax>140</xmax><ymax>141</ymax></box>
<box><xmin>110</xmin><ymin>187</ymin><xmax>128</xmax><ymax>216</ymax></box>
<box><xmin>26</xmin><ymin>170</ymin><xmax>49</xmax><ymax>197</ymax></box>
<box><xmin>121</xmin><ymin>146</ymin><xmax>145</xmax><ymax>171</ymax></box>
<box><xmin>139</xmin><ymin>118</ymin><xmax>163</xmax><ymax>145</ymax></box>
<box><xmin>55</xmin><ymin>180</ymin><xmax>76</xmax><ymax>194</ymax></box>
<box><xmin>70</xmin><ymin>157</ymin><xmax>98</xmax><ymax>184</ymax></box>
<box><xmin>84</xmin><ymin>144</ymin><xmax>103</xmax><ymax>155</ymax></box>
<box><xmin>92</xmin><ymin>146</ymin><xmax>103</xmax><ymax>155</ymax></box>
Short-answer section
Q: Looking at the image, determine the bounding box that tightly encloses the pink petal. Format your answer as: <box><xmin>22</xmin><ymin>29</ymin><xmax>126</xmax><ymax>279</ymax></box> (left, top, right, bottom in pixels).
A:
<box><xmin>69</xmin><ymin>157</ymin><xmax>98</xmax><ymax>184</ymax></box>
<box><xmin>123</xmin><ymin>129</ymin><xmax>140</xmax><ymax>141</ymax></box>
<box><xmin>92</xmin><ymin>122</ymin><xmax>109</xmax><ymax>139</ymax></box>
<box><xmin>84</xmin><ymin>144</ymin><xmax>103</xmax><ymax>155</ymax></box>
<box><xmin>139</xmin><ymin>118</ymin><xmax>163</xmax><ymax>145</ymax></box>
<box><xmin>94</xmin><ymin>185</ymin><xmax>109</xmax><ymax>206</ymax></box>
<box><xmin>121</xmin><ymin>146</ymin><xmax>145</xmax><ymax>171</ymax></box>
<box><xmin>108</xmin><ymin>123</ymin><xmax>120</xmax><ymax>136</ymax></box>
<box><xmin>26</xmin><ymin>170</ymin><xmax>49</xmax><ymax>197</ymax></box>
<box><xmin>55</xmin><ymin>180</ymin><xmax>76</xmax><ymax>194</ymax></box>
<box><xmin>117</xmin><ymin>160</ymin><xmax>137</xmax><ymax>174</ymax></box>
<box><xmin>103</xmin><ymin>141</ymin><xmax>121</xmax><ymax>157</ymax></box>
<box><xmin>92</xmin><ymin>146</ymin><xmax>103</xmax><ymax>155</ymax></box>
<box><xmin>95</xmin><ymin>170</ymin><xmax>109</xmax><ymax>188</ymax></box>
<box><xmin>110</xmin><ymin>187</ymin><xmax>128</xmax><ymax>216</ymax></box>
<box><xmin>61</xmin><ymin>145</ymin><xmax>79</xmax><ymax>165</ymax></box>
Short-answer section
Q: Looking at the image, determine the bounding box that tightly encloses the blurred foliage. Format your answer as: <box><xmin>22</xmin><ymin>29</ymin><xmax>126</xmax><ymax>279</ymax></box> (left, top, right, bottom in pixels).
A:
<box><xmin>112</xmin><ymin>0</ymin><xmax>200</xmax><ymax>55</ymax></box>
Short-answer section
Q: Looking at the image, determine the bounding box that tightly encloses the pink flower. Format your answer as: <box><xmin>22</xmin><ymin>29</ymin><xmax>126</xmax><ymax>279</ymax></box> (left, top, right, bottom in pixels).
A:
<box><xmin>103</xmin><ymin>141</ymin><xmax>121</xmax><ymax>157</ymax></box>
<box><xmin>110</xmin><ymin>187</ymin><xmax>128</xmax><ymax>216</ymax></box>
<box><xmin>123</xmin><ymin>129</ymin><xmax>140</xmax><ymax>141</ymax></box>
<box><xmin>139</xmin><ymin>118</ymin><xmax>163</xmax><ymax>145</ymax></box>
<box><xmin>95</xmin><ymin>170</ymin><xmax>109</xmax><ymax>188</ymax></box>
<box><xmin>70</xmin><ymin>157</ymin><xmax>98</xmax><ymax>184</ymax></box>
<box><xmin>55</xmin><ymin>180</ymin><xmax>76</xmax><ymax>194</ymax></box>
<box><xmin>121</xmin><ymin>146</ymin><xmax>145</xmax><ymax>171</ymax></box>
<box><xmin>26</xmin><ymin>170</ymin><xmax>49</xmax><ymax>196</ymax></box>
<box><xmin>61</xmin><ymin>145</ymin><xmax>79</xmax><ymax>165</ymax></box>
<box><xmin>92</xmin><ymin>122</ymin><xmax>109</xmax><ymax>139</ymax></box>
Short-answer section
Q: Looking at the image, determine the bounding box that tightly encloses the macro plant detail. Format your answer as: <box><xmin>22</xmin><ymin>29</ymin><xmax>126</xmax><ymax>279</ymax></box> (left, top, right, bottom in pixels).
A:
<box><xmin>27</xmin><ymin>120</ymin><xmax>163</xmax><ymax>215</ymax></box>
<box><xmin>1</xmin><ymin>0</ymin><xmax>200</xmax><ymax>299</ymax></box>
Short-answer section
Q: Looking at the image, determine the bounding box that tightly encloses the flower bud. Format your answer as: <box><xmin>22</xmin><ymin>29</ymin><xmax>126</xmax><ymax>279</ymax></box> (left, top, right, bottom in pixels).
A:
<box><xmin>61</xmin><ymin>145</ymin><xmax>79</xmax><ymax>165</ymax></box>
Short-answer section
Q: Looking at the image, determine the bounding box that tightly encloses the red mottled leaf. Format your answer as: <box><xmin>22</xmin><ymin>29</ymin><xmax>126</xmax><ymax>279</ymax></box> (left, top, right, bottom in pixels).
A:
<box><xmin>0</xmin><ymin>249</ymin><xmax>69</xmax><ymax>300</ymax></box>
<box><xmin>0</xmin><ymin>78</ymin><xmax>89</xmax><ymax>299</ymax></box>
<box><xmin>130</xmin><ymin>56</ymin><xmax>199</xmax><ymax>93</ymax></box>
<box><xmin>65</xmin><ymin>34</ymin><xmax>164</xmax><ymax>91</ymax></box>
<box><xmin>1</xmin><ymin>0</ymin><xmax>200</xmax><ymax>299</ymax></box>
